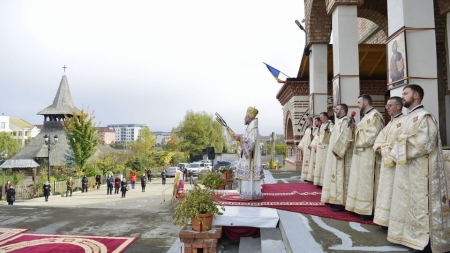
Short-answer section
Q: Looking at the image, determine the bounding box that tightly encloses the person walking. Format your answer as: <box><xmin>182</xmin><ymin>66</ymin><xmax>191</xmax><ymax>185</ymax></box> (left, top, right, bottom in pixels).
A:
<box><xmin>95</xmin><ymin>174</ymin><xmax>101</xmax><ymax>189</ymax></box>
<box><xmin>161</xmin><ymin>170</ymin><xmax>167</xmax><ymax>185</ymax></box>
<box><xmin>120</xmin><ymin>178</ymin><xmax>128</xmax><ymax>198</ymax></box>
<box><xmin>140</xmin><ymin>173</ymin><xmax>147</xmax><ymax>192</ymax></box>
<box><xmin>66</xmin><ymin>177</ymin><xmax>74</xmax><ymax>197</ymax></box>
<box><xmin>114</xmin><ymin>176</ymin><xmax>121</xmax><ymax>194</ymax></box>
<box><xmin>82</xmin><ymin>175</ymin><xmax>89</xmax><ymax>193</ymax></box>
<box><xmin>6</xmin><ymin>186</ymin><xmax>16</xmax><ymax>205</ymax></box>
<box><xmin>147</xmin><ymin>169</ymin><xmax>152</xmax><ymax>182</ymax></box>
<box><xmin>106</xmin><ymin>175</ymin><xmax>113</xmax><ymax>195</ymax></box>
<box><xmin>130</xmin><ymin>171</ymin><xmax>137</xmax><ymax>189</ymax></box>
<box><xmin>43</xmin><ymin>181</ymin><xmax>51</xmax><ymax>202</ymax></box>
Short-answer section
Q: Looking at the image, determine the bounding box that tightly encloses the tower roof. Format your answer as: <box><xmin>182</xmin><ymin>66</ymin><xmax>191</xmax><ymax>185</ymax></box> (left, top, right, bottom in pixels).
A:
<box><xmin>37</xmin><ymin>74</ymin><xmax>80</xmax><ymax>115</ymax></box>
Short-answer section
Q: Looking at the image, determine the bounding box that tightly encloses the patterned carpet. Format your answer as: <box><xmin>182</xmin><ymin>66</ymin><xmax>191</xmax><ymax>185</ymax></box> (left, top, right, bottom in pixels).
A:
<box><xmin>216</xmin><ymin>183</ymin><xmax>375</xmax><ymax>225</ymax></box>
<box><xmin>0</xmin><ymin>228</ymin><xmax>137</xmax><ymax>253</ymax></box>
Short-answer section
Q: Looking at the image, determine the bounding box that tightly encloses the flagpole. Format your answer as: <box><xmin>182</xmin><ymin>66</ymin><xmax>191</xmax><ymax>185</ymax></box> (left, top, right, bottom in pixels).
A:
<box><xmin>262</xmin><ymin>62</ymin><xmax>291</xmax><ymax>78</ymax></box>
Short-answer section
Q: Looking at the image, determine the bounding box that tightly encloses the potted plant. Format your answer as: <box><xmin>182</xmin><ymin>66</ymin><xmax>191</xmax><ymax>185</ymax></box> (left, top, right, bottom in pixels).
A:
<box><xmin>172</xmin><ymin>184</ymin><xmax>225</xmax><ymax>231</ymax></box>
<box><xmin>218</xmin><ymin>166</ymin><xmax>233</xmax><ymax>180</ymax></box>
<box><xmin>202</xmin><ymin>171</ymin><xmax>226</xmax><ymax>190</ymax></box>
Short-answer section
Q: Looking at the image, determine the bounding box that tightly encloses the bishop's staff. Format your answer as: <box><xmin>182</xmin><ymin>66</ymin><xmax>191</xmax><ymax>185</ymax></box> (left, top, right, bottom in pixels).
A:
<box><xmin>215</xmin><ymin>112</ymin><xmax>240</xmax><ymax>146</ymax></box>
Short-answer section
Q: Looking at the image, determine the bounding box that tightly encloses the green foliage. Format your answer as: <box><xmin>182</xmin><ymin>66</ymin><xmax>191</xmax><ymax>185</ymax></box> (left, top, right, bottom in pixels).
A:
<box><xmin>130</xmin><ymin>126</ymin><xmax>155</xmax><ymax>155</ymax></box>
<box><xmin>0</xmin><ymin>132</ymin><xmax>20</xmax><ymax>159</ymax></box>
<box><xmin>63</xmin><ymin>108</ymin><xmax>99</xmax><ymax>172</ymax></box>
<box><xmin>163</xmin><ymin>128</ymin><xmax>180</xmax><ymax>151</ymax></box>
<box><xmin>176</xmin><ymin>111</ymin><xmax>226</xmax><ymax>159</ymax></box>
<box><xmin>172</xmin><ymin>184</ymin><xmax>225</xmax><ymax>228</ymax></box>
<box><xmin>268</xmin><ymin>157</ymin><xmax>277</xmax><ymax>169</ymax></box>
<box><xmin>201</xmin><ymin>171</ymin><xmax>226</xmax><ymax>189</ymax></box>
<box><xmin>131</xmin><ymin>158</ymin><xmax>143</xmax><ymax>171</ymax></box>
<box><xmin>275</xmin><ymin>142</ymin><xmax>287</xmax><ymax>158</ymax></box>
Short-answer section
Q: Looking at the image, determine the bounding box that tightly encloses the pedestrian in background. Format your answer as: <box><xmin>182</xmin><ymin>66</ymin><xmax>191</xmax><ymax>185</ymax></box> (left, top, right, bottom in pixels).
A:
<box><xmin>141</xmin><ymin>173</ymin><xmax>147</xmax><ymax>192</ymax></box>
<box><xmin>43</xmin><ymin>181</ymin><xmax>51</xmax><ymax>202</ymax></box>
<box><xmin>161</xmin><ymin>170</ymin><xmax>167</xmax><ymax>185</ymax></box>
<box><xmin>114</xmin><ymin>176</ymin><xmax>121</xmax><ymax>194</ymax></box>
<box><xmin>6</xmin><ymin>185</ymin><xmax>16</xmax><ymax>205</ymax></box>
<box><xmin>147</xmin><ymin>169</ymin><xmax>152</xmax><ymax>182</ymax></box>
<box><xmin>106</xmin><ymin>175</ymin><xmax>113</xmax><ymax>194</ymax></box>
<box><xmin>66</xmin><ymin>177</ymin><xmax>73</xmax><ymax>197</ymax></box>
<box><xmin>130</xmin><ymin>171</ymin><xmax>137</xmax><ymax>189</ymax></box>
<box><xmin>189</xmin><ymin>169</ymin><xmax>194</xmax><ymax>185</ymax></box>
<box><xmin>82</xmin><ymin>175</ymin><xmax>89</xmax><ymax>193</ymax></box>
<box><xmin>120</xmin><ymin>178</ymin><xmax>128</xmax><ymax>198</ymax></box>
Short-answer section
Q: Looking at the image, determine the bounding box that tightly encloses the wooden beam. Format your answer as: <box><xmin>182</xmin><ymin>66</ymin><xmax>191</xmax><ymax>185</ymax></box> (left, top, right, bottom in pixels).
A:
<box><xmin>300</xmin><ymin>56</ymin><xmax>308</xmax><ymax>78</ymax></box>
<box><xmin>359</xmin><ymin>47</ymin><xmax>370</xmax><ymax>66</ymax></box>
<box><xmin>368</xmin><ymin>51</ymin><xmax>386</xmax><ymax>77</ymax></box>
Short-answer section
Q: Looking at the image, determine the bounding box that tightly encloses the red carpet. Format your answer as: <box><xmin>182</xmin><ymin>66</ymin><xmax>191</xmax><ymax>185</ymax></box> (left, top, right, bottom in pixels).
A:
<box><xmin>0</xmin><ymin>228</ymin><xmax>137</xmax><ymax>253</ymax></box>
<box><xmin>216</xmin><ymin>183</ymin><xmax>375</xmax><ymax>225</ymax></box>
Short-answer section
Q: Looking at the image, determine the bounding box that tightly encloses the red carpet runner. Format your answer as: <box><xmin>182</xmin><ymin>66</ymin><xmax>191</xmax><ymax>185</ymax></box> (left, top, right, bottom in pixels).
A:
<box><xmin>0</xmin><ymin>228</ymin><xmax>137</xmax><ymax>253</ymax></box>
<box><xmin>217</xmin><ymin>183</ymin><xmax>375</xmax><ymax>225</ymax></box>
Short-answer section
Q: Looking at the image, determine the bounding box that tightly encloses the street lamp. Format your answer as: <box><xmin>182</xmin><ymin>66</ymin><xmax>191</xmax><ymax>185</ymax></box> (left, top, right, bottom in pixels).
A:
<box><xmin>44</xmin><ymin>134</ymin><xmax>58</xmax><ymax>182</ymax></box>
<box><xmin>295</xmin><ymin>19</ymin><xmax>312</xmax><ymax>56</ymax></box>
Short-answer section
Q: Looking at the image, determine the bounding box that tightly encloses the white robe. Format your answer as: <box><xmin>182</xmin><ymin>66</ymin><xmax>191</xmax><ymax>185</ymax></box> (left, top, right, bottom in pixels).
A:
<box><xmin>313</xmin><ymin>122</ymin><xmax>333</xmax><ymax>186</ymax></box>
<box><xmin>372</xmin><ymin>114</ymin><xmax>404</xmax><ymax>227</ymax></box>
<box><xmin>235</xmin><ymin>118</ymin><xmax>264</xmax><ymax>200</ymax></box>
<box><xmin>298</xmin><ymin>126</ymin><xmax>315</xmax><ymax>180</ymax></box>
<box><xmin>345</xmin><ymin>108</ymin><xmax>384</xmax><ymax>215</ymax></box>
<box><xmin>388</xmin><ymin>107</ymin><xmax>450</xmax><ymax>252</ymax></box>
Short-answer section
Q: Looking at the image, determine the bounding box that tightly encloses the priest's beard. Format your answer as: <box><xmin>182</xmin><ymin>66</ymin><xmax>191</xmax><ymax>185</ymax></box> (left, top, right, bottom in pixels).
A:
<box><xmin>403</xmin><ymin>96</ymin><xmax>414</xmax><ymax>108</ymax></box>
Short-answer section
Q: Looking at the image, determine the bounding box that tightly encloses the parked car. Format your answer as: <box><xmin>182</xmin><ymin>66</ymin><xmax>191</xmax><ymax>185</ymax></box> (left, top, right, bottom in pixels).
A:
<box><xmin>199</xmin><ymin>163</ymin><xmax>212</xmax><ymax>174</ymax></box>
<box><xmin>212</xmin><ymin>161</ymin><xmax>235</xmax><ymax>172</ymax></box>
<box><xmin>185</xmin><ymin>162</ymin><xmax>204</xmax><ymax>176</ymax></box>
<box><xmin>166</xmin><ymin>167</ymin><xmax>180</xmax><ymax>177</ymax></box>
<box><xmin>177</xmin><ymin>163</ymin><xmax>189</xmax><ymax>170</ymax></box>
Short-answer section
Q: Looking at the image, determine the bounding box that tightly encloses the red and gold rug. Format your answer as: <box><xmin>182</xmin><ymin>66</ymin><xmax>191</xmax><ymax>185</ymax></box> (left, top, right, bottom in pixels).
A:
<box><xmin>216</xmin><ymin>183</ymin><xmax>375</xmax><ymax>225</ymax></box>
<box><xmin>0</xmin><ymin>228</ymin><xmax>137</xmax><ymax>253</ymax></box>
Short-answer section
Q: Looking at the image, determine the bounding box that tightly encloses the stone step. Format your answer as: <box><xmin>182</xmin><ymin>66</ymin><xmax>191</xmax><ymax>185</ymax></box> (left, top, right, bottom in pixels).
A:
<box><xmin>260</xmin><ymin>228</ymin><xmax>287</xmax><ymax>253</ymax></box>
<box><xmin>238</xmin><ymin>237</ymin><xmax>261</xmax><ymax>253</ymax></box>
<box><xmin>278</xmin><ymin>209</ymin><xmax>324</xmax><ymax>253</ymax></box>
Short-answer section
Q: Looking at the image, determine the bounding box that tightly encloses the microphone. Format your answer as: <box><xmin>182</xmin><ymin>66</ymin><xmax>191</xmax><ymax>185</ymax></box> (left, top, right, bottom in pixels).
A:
<box><xmin>325</xmin><ymin>120</ymin><xmax>331</xmax><ymax>131</ymax></box>
<box><xmin>348</xmin><ymin>111</ymin><xmax>356</xmax><ymax>127</ymax></box>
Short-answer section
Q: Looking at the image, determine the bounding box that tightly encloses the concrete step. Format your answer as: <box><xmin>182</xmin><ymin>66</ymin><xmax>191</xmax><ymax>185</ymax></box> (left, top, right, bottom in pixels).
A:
<box><xmin>260</xmin><ymin>228</ymin><xmax>287</xmax><ymax>253</ymax></box>
<box><xmin>238</xmin><ymin>237</ymin><xmax>261</xmax><ymax>253</ymax></box>
<box><xmin>278</xmin><ymin>209</ymin><xmax>324</xmax><ymax>253</ymax></box>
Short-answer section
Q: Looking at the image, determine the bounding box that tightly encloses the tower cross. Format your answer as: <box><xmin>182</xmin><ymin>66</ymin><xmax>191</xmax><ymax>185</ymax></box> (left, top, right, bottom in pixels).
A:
<box><xmin>62</xmin><ymin>65</ymin><xmax>67</xmax><ymax>73</ymax></box>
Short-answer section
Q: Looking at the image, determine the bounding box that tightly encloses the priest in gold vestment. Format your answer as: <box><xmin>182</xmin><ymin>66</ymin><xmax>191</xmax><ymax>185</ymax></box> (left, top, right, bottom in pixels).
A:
<box><xmin>388</xmin><ymin>85</ymin><xmax>450</xmax><ymax>253</ymax></box>
<box><xmin>373</xmin><ymin>97</ymin><xmax>404</xmax><ymax>227</ymax></box>
<box><xmin>321</xmin><ymin>104</ymin><xmax>354</xmax><ymax>211</ymax></box>
<box><xmin>305</xmin><ymin>118</ymin><xmax>320</xmax><ymax>182</ymax></box>
<box><xmin>313</xmin><ymin>112</ymin><xmax>333</xmax><ymax>186</ymax></box>
<box><xmin>298</xmin><ymin>117</ymin><xmax>315</xmax><ymax>180</ymax></box>
<box><xmin>346</xmin><ymin>95</ymin><xmax>384</xmax><ymax>217</ymax></box>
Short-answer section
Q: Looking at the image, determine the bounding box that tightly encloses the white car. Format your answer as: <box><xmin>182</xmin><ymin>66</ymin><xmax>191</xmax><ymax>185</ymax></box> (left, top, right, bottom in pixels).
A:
<box><xmin>186</xmin><ymin>162</ymin><xmax>204</xmax><ymax>176</ymax></box>
<box><xmin>199</xmin><ymin>163</ymin><xmax>212</xmax><ymax>173</ymax></box>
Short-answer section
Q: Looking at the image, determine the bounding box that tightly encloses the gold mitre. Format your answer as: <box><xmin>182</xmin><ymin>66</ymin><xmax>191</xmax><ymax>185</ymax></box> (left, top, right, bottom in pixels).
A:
<box><xmin>246</xmin><ymin>107</ymin><xmax>259</xmax><ymax>118</ymax></box>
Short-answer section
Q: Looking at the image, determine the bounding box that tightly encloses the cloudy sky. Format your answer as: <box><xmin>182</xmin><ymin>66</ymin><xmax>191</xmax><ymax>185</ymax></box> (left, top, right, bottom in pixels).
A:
<box><xmin>0</xmin><ymin>1</ymin><xmax>305</xmax><ymax>136</ymax></box>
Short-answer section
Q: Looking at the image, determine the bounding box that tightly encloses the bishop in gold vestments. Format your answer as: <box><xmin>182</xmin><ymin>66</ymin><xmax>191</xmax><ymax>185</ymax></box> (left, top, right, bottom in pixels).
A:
<box><xmin>321</xmin><ymin>105</ymin><xmax>354</xmax><ymax>206</ymax></box>
<box><xmin>346</xmin><ymin>97</ymin><xmax>384</xmax><ymax>216</ymax></box>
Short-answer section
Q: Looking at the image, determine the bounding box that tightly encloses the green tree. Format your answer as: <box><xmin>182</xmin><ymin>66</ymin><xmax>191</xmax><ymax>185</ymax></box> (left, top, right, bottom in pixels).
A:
<box><xmin>130</xmin><ymin>126</ymin><xmax>155</xmax><ymax>155</ymax></box>
<box><xmin>164</xmin><ymin>128</ymin><xmax>181</xmax><ymax>152</ymax></box>
<box><xmin>275</xmin><ymin>142</ymin><xmax>287</xmax><ymax>158</ymax></box>
<box><xmin>177</xmin><ymin>111</ymin><xmax>226</xmax><ymax>160</ymax></box>
<box><xmin>63</xmin><ymin>109</ymin><xmax>99</xmax><ymax>172</ymax></box>
<box><xmin>131</xmin><ymin>158</ymin><xmax>143</xmax><ymax>172</ymax></box>
<box><xmin>0</xmin><ymin>132</ymin><xmax>20</xmax><ymax>159</ymax></box>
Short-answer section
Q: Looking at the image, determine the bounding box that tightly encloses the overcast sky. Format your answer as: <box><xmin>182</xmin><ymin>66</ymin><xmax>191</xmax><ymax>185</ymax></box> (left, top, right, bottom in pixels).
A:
<box><xmin>0</xmin><ymin>1</ymin><xmax>305</xmax><ymax>136</ymax></box>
